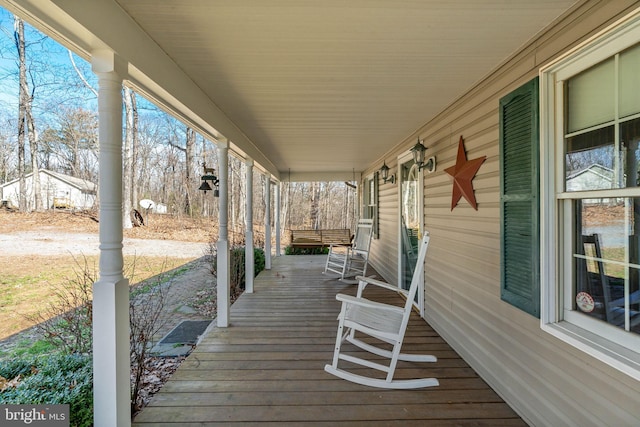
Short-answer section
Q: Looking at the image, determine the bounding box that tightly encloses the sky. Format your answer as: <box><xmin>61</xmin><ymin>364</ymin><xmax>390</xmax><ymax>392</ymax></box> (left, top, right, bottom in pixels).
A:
<box><xmin>0</xmin><ymin>6</ymin><xmax>176</xmax><ymax>130</ymax></box>
<box><xmin>0</xmin><ymin>7</ymin><xmax>101</xmax><ymax>128</ymax></box>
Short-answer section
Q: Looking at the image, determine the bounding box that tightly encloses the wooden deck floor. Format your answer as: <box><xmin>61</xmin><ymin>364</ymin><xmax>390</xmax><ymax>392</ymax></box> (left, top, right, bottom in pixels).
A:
<box><xmin>133</xmin><ymin>255</ymin><xmax>526</xmax><ymax>426</ymax></box>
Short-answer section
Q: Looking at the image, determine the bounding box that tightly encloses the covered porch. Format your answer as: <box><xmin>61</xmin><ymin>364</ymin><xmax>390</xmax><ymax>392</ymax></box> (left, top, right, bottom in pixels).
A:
<box><xmin>7</xmin><ymin>2</ymin><xmax>639</xmax><ymax>426</ymax></box>
<box><xmin>132</xmin><ymin>255</ymin><xmax>524</xmax><ymax>426</ymax></box>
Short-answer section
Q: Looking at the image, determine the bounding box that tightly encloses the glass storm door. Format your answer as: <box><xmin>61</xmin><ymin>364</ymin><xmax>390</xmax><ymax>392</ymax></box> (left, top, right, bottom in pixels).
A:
<box><xmin>399</xmin><ymin>155</ymin><xmax>423</xmax><ymax>311</ymax></box>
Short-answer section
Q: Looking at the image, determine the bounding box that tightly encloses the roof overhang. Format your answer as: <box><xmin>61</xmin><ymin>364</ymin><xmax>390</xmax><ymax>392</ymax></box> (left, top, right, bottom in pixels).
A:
<box><xmin>2</xmin><ymin>0</ymin><xmax>579</xmax><ymax>182</ymax></box>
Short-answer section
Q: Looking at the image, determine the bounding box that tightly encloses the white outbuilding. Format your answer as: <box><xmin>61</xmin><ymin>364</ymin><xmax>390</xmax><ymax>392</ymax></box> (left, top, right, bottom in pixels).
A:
<box><xmin>0</xmin><ymin>169</ymin><xmax>97</xmax><ymax>210</ymax></box>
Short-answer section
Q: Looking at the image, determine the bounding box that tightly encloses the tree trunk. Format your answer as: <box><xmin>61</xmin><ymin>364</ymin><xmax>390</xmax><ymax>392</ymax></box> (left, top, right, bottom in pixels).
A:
<box><xmin>27</xmin><ymin>111</ymin><xmax>42</xmax><ymax>211</ymax></box>
<box><xmin>15</xmin><ymin>18</ymin><xmax>42</xmax><ymax>211</ymax></box>
<box><xmin>123</xmin><ymin>86</ymin><xmax>134</xmax><ymax>228</ymax></box>
<box><xmin>280</xmin><ymin>181</ymin><xmax>289</xmax><ymax>232</ymax></box>
<box><xmin>131</xmin><ymin>93</ymin><xmax>139</xmax><ymax>211</ymax></box>
<box><xmin>184</xmin><ymin>127</ymin><xmax>195</xmax><ymax>216</ymax></box>
<box><xmin>310</xmin><ymin>181</ymin><xmax>320</xmax><ymax>229</ymax></box>
<box><xmin>17</xmin><ymin>104</ymin><xmax>26</xmax><ymax>211</ymax></box>
<box><xmin>15</xmin><ymin>17</ymin><xmax>28</xmax><ymax>212</ymax></box>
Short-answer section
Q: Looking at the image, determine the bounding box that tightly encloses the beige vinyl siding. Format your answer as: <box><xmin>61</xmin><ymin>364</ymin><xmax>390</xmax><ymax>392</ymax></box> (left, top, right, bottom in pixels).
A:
<box><xmin>368</xmin><ymin>160</ymin><xmax>398</xmax><ymax>283</ymax></box>
<box><xmin>366</xmin><ymin>1</ymin><xmax>640</xmax><ymax>425</ymax></box>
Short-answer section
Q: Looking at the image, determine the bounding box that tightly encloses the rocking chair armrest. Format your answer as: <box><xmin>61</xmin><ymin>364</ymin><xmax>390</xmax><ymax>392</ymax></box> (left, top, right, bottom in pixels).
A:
<box><xmin>327</xmin><ymin>243</ymin><xmax>354</xmax><ymax>256</ymax></box>
<box><xmin>329</xmin><ymin>242</ymin><xmax>353</xmax><ymax>248</ymax></box>
<box><xmin>609</xmin><ymin>289</ymin><xmax>640</xmax><ymax>307</ymax></box>
<box><xmin>335</xmin><ymin>293</ymin><xmax>405</xmax><ymax>315</ymax></box>
<box><xmin>356</xmin><ymin>275</ymin><xmax>400</xmax><ymax>293</ymax></box>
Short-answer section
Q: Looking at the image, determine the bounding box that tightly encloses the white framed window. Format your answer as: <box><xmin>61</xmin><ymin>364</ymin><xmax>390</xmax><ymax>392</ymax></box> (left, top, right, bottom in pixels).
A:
<box><xmin>540</xmin><ymin>9</ymin><xmax>640</xmax><ymax>380</ymax></box>
<box><xmin>362</xmin><ymin>172</ymin><xmax>378</xmax><ymax>238</ymax></box>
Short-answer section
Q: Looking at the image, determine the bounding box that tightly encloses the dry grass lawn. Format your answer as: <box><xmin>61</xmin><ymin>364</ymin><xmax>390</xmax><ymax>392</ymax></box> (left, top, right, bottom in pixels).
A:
<box><xmin>0</xmin><ymin>209</ymin><xmax>216</xmax><ymax>341</ymax></box>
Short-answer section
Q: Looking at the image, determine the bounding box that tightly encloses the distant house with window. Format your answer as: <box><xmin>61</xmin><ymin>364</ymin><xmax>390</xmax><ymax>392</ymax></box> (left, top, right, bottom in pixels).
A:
<box><xmin>0</xmin><ymin>169</ymin><xmax>97</xmax><ymax>210</ymax></box>
<box><xmin>566</xmin><ymin>164</ymin><xmax>615</xmax><ymax>192</ymax></box>
<box><xmin>566</xmin><ymin>164</ymin><xmax>618</xmax><ymax>205</ymax></box>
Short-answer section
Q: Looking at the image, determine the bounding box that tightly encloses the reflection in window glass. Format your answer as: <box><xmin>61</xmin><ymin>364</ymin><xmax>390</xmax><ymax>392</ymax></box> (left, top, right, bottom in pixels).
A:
<box><xmin>573</xmin><ymin>198</ymin><xmax>640</xmax><ymax>334</ymax></box>
<box><xmin>621</xmin><ymin>117</ymin><xmax>640</xmax><ymax>188</ymax></box>
<box><xmin>565</xmin><ymin>126</ymin><xmax>615</xmax><ymax>191</ymax></box>
<box><xmin>400</xmin><ymin>160</ymin><xmax>419</xmax><ymax>294</ymax></box>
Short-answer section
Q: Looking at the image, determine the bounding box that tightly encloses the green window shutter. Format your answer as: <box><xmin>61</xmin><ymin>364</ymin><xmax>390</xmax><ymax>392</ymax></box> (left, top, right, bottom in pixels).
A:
<box><xmin>499</xmin><ymin>77</ymin><xmax>540</xmax><ymax>318</ymax></box>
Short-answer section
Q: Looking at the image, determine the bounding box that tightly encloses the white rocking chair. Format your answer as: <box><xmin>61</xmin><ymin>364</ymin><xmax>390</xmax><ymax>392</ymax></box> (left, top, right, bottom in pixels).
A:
<box><xmin>324</xmin><ymin>232</ymin><xmax>439</xmax><ymax>389</ymax></box>
<box><xmin>324</xmin><ymin>218</ymin><xmax>373</xmax><ymax>280</ymax></box>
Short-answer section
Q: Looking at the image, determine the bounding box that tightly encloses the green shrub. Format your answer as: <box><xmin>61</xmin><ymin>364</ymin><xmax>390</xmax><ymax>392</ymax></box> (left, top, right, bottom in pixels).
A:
<box><xmin>210</xmin><ymin>245</ymin><xmax>266</xmax><ymax>293</ymax></box>
<box><xmin>284</xmin><ymin>245</ymin><xmax>328</xmax><ymax>255</ymax></box>
<box><xmin>230</xmin><ymin>247</ymin><xmax>266</xmax><ymax>290</ymax></box>
<box><xmin>253</xmin><ymin>248</ymin><xmax>266</xmax><ymax>275</ymax></box>
<box><xmin>0</xmin><ymin>353</ymin><xmax>93</xmax><ymax>427</ymax></box>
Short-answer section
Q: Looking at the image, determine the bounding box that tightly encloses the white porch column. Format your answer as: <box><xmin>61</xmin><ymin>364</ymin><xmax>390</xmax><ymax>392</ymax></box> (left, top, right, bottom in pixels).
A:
<box><xmin>217</xmin><ymin>140</ymin><xmax>230</xmax><ymax>327</ymax></box>
<box><xmin>244</xmin><ymin>158</ymin><xmax>255</xmax><ymax>293</ymax></box>
<box><xmin>91</xmin><ymin>51</ymin><xmax>130</xmax><ymax>427</ymax></box>
<box><xmin>264</xmin><ymin>175</ymin><xmax>272</xmax><ymax>270</ymax></box>
<box><xmin>275</xmin><ymin>181</ymin><xmax>281</xmax><ymax>257</ymax></box>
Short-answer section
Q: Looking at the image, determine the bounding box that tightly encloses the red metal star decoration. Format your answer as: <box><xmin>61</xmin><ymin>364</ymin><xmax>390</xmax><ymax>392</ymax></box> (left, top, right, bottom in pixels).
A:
<box><xmin>444</xmin><ymin>136</ymin><xmax>486</xmax><ymax>210</ymax></box>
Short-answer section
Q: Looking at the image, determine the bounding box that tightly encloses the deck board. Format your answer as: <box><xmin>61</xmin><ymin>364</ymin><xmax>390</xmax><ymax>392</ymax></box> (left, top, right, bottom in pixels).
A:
<box><xmin>133</xmin><ymin>255</ymin><xmax>525</xmax><ymax>426</ymax></box>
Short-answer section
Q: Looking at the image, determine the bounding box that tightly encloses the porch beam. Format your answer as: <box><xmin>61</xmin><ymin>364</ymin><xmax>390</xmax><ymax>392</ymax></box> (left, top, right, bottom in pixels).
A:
<box><xmin>91</xmin><ymin>50</ymin><xmax>130</xmax><ymax>427</ymax></box>
<box><xmin>217</xmin><ymin>139</ymin><xmax>230</xmax><ymax>327</ymax></box>
<box><xmin>282</xmin><ymin>171</ymin><xmax>362</xmax><ymax>182</ymax></box>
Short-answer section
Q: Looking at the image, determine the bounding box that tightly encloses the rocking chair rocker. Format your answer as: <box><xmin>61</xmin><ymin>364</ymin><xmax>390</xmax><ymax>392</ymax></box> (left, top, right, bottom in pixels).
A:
<box><xmin>324</xmin><ymin>232</ymin><xmax>439</xmax><ymax>389</ymax></box>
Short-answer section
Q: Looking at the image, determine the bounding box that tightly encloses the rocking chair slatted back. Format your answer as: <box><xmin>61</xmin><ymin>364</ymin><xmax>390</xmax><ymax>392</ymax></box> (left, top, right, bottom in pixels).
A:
<box><xmin>323</xmin><ymin>218</ymin><xmax>374</xmax><ymax>281</ymax></box>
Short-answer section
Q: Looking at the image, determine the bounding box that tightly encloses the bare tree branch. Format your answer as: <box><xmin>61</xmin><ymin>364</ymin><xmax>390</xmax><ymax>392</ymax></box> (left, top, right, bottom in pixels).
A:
<box><xmin>68</xmin><ymin>49</ymin><xmax>97</xmax><ymax>97</ymax></box>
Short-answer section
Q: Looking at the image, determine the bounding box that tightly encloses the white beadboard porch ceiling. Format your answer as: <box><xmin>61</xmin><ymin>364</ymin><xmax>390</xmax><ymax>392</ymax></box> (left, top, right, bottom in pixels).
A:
<box><xmin>8</xmin><ymin>0</ymin><xmax>577</xmax><ymax>180</ymax></box>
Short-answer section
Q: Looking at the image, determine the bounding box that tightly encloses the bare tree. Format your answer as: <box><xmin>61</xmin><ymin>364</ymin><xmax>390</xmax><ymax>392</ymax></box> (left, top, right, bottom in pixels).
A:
<box><xmin>184</xmin><ymin>127</ymin><xmax>196</xmax><ymax>215</ymax></box>
<box><xmin>123</xmin><ymin>86</ymin><xmax>136</xmax><ymax>228</ymax></box>
<box><xmin>68</xmin><ymin>49</ymin><xmax>98</xmax><ymax>98</ymax></box>
<box><xmin>310</xmin><ymin>181</ymin><xmax>320</xmax><ymax>229</ymax></box>
<box><xmin>132</xmin><ymin>94</ymin><xmax>139</xmax><ymax>211</ymax></box>
<box><xmin>133</xmin><ymin>117</ymin><xmax>164</xmax><ymax>206</ymax></box>
<box><xmin>228</xmin><ymin>155</ymin><xmax>246</xmax><ymax>240</ymax></box>
<box><xmin>163</xmin><ymin>121</ymin><xmax>197</xmax><ymax>215</ymax></box>
<box><xmin>26</xmin><ymin>110</ymin><xmax>41</xmax><ymax>210</ymax></box>
<box><xmin>0</xmin><ymin>126</ymin><xmax>12</xmax><ymax>184</ymax></box>
<box><xmin>14</xmin><ymin>17</ymin><xmax>28</xmax><ymax>211</ymax></box>
<box><xmin>39</xmin><ymin>107</ymin><xmax>98</xmax><ymax>181</ymax></box>
<box><xmin>14</xmin><ymin>17</ymin><xmax>43</xmax><ymax>211</ymax></box>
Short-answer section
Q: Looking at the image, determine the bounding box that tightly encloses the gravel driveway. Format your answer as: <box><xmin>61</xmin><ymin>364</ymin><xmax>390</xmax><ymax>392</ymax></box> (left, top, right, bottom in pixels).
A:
<box><xmin>0</xmin><ymin>230</ymin><xmax>208</xmax><ymax>258</ymax></box>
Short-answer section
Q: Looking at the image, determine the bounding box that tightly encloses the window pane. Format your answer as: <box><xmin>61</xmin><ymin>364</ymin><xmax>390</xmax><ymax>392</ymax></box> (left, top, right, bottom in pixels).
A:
<box><xmin>567</xmin><ymin>58</ymin><xmax>615</xmax><ymax>133</ymax></box>
<box><xmin>620</xmin><ymin>43</ymin><xmax>640</xmax><ymax>118</ymax></box>
<box><xmin>621</xmin><ymin>117</ymin><xmax>640</xmax><ymax>188</ymax></box>
<box><xmin>573</xmin><ymin>198</ymin><xmax>640</xmax><ymax>334</ymax></box>
<box><xmin>565</xmin><ymin>126</ymin><xmax>615</xmax><ymax>191</ymax></box>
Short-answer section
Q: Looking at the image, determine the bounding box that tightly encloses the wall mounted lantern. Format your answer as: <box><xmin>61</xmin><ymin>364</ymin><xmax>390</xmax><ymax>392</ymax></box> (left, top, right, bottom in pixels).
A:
<box><xmin>410</xmin><ymin>138</ymin><xmax>437</xmax><ymax>173</ymax></box>
<box><xmin>198</xmin><ymin>163</ymin><xmax>219</xmax><ymax>197</ymax></box>
<box><xmin>379</xmin><ymin>161</ymin><xmax>395</xmax><ymax>184</ymax></box>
